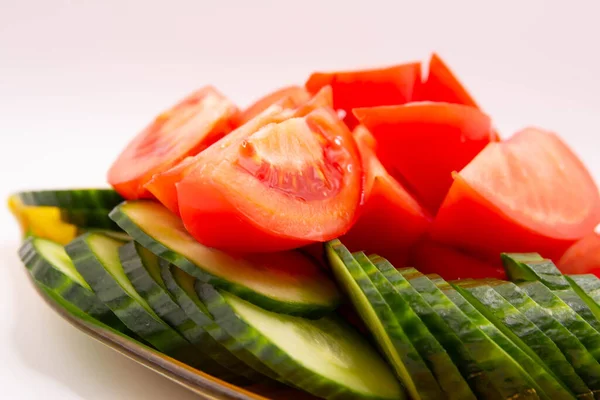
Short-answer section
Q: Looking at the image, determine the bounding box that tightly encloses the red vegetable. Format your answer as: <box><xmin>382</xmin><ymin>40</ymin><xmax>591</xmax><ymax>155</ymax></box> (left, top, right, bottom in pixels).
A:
<box><xmin>354</xmin><ymin>103</ymin><xmax>494</xmax><ymax>213</ymax></box>
<box><xmin>340</xmin><ymin>125</ymin><xmax>430</xmax><ymax>262</ymax></box>
<box><xmin>177</xmin><ymin>107</ymin><xmax>362</xmax><ymax>253</ymax></box>
<box><xmin>108</xmin><ymin>86</ymin><xmax>240</xmax><ymax>200</ymax></box>
<box><xmin>431</xmin><ymin>127</ymin><xmax>600</xmax><ymax>260</ymax></box>
<box><xmin>240</xmin><ymin>85</ymin><xmax>311</xmax><ymax>125</ymax></box>
<box><xmin>558</xmin><ymin>233</ymin><xmax>600</xmax><ymax>276</ymax></box>
<box><xmin>305</xmin><ymin>62</ymin><xmax>421</xmax><ymax>129</ymax></box>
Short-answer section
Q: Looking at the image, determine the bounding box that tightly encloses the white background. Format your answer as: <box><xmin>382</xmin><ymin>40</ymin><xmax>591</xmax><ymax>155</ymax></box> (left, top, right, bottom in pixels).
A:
<box><xmin>1</xmin><ymin>1</ymin><xmax>600</xmax><ymax>398</ymax></box>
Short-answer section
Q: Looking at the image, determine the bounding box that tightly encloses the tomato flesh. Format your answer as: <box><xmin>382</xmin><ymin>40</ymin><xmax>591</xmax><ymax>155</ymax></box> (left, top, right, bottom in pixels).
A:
<box><xmin>409</xmin><ymin>240</ymin><xmax>506</xmax><ymax>280</ymax></box>
<box><xmin>177</xmin><ymin>107</ymin><xmax>362</xmax><ymax>253</ymax></box>
<box><xmin>431</xmin><ymin>127</ymin><xmax>600</xmax><ymax>260</ymax></box>
<box><xmin>305</xmin><ymin>62</ymin><xmax>421</xmax><ymax>129</ymax></box>
<box><xmin>354</xmin><ymin>103</ymin><xmax>494</xmax><ymax>213</ymax></box>
<box><xmin>240</xmin><ymin>85</ymin><xmax>311</xmax><ymax>125</ymax></box>
<box><xmin>558</xmin><ymin>233</ymin><xmax>600</xmax><ymax>276</ymax></box>
<box><xmin>108</xmin><ymin>86</ymin><xmax>240</xmax><ymax>199</ymax></box>
<box><xmin>340</xmin><ymin>126</ymin><xmax>430</xmax><ymax>262</ymax></box>
<box><xmin>417</xmin><ymin>53</ymin><xmax>478</xmax><ymax>107</ymax></box>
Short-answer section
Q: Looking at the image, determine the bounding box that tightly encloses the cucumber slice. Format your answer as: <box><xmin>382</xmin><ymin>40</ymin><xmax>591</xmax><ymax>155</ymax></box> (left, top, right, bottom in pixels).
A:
<box><xmin>65</xmin><ymin>232</ymin><xmax>207</xmax><ymax>368</ymax></box>
<box><xmin>110</xmin><ymin>201</ymin><xmax>341</xmax><ymax>317</ymax></box>
<box><xmin>567</xmin><ymin>274</ymin><xmax>600</xmax><ymax>322</ymax></box>
<box><xmin>160</xmin><ymin>263</ymin><xmax>278</xmax><ymax>382</ymax></box>
<box><xmin>370</xmin><ymin>256</ymin><xmax>494</xmax><ymax>399</ymax></box>
<box><xmin>198</xmin><ymin>283</ymin><xmax>404</xmax><ymax>400</ymax></box>
<box><xmin>407</xmin><ymin>271</ymin><xmax>540</xmax><ymax>400</ymax></box>
<box><xmin>325</xmin><ymin>240</ymin><xmax>439</xmax><ymax>400</ymax></box>
<box><xmin>18</xmin><ymin>237</ymin><xmax>126</xmax><ymax>331</ymax></box>
<box><xmin>353</xmin><ymin>252</ymin><xmax>473</xmax><ymax>400</ymax></box>
<box><xmin>503</xmin><ymin>254</ymin><xmax>600</xmax><ymax>332</ymax></box>
<box><xmin>491</xmin><ymin>280</ymin><xmax>600</xmax><ymax>398</ymax></box>
<box><xmin>118</xmin><ymin>241</ymin><xmax>249</xmax><ymax>383</ymax></box>
<box><xmin>454</xmin><ymin>281</ymin><xmax>584</xmax><ymax>399</ymax></box>
<box><xmin>59</xmin><ymin>208</ymin><xmax>120</xmax><ymax>231</ymax></box>
<box><xmin>518</xmin><ymin>281</ymin><xmax>600</xmax><ymax>361</ymax></box>
<box><xmin>17</xmin><ymin>188</ymin><xmax>123</xmax><ymax>209</ymax></box>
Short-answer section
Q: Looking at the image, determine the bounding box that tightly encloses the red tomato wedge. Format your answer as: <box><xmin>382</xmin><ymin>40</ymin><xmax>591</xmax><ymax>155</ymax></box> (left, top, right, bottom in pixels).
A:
<box><xmin>177</xmin><ymin>107</ymin><xmax>362</xmax><ymax>253</ymax></box>
<box><xmin>305</xmin><ymin>62</ymin><xmax>421</xmax><ymax>129</ymax></box>
<box><xmin>354</xmin><ymin>103</ymin><xmax>494</xmax><ymax>213</ymax></box>
<box><xmin>558</xmin><ymin>233</ymin><xmax>600</xmax><ymax>276</ymax></box>
<box><xmin>340</xmin><ymin>126</ymin><xmax>430</xmax><ymax>262</ymax></box>
<box><xmin>431</xmin><ymin>127</ymin><xmax>600</xmax><ymax>260</ymax></box>
<box><xmin>409</xmin><ymin>240</ymin><xmax>506</xmax><ymax>280</ymax></box>
<box><xmin>240</xmin><ymin>85</ymin><xmax>311</xmax><ymax>125</ymax></box>
<box><xmin>108</xmin><ymin>86</ymin><xmax>240</xmax><ymax>200</ymax></box>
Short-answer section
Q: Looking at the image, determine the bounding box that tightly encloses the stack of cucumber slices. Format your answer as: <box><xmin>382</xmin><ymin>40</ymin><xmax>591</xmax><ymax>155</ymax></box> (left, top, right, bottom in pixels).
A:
<box><xmin>12</xmin><ymin>188</ymin><xmax>600</xmax><ymax>399</ymax></box>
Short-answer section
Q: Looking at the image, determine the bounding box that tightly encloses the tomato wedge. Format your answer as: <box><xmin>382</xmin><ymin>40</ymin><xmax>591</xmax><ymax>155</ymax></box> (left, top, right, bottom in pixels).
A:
<box><xmin>431</xmin><ymin>127</ymin><xmax>600</xmax><ymax>260</ymax></box>
<box><xmin>177</xmin><ymin>107</ymin><xmax>362</xmax><ymax>253</ymax></box>
<box><xmin>239</xmin><ymin>85</ymin><xmax>311</xmax><ymax>125</ymax></box>
<box><xmin>409</xmin><ymin>240</ymin><xmax>506</xmax><ymax>280</ymax></box>
<box><xmin>354</xmin><ymin>103</ymin><xmax>494</xmax><ymax>213</ymax></box>
<box><xmin>558</xmin><ymin>233</ymin><xmax>600</xmax><ymax>276</ymax></box>
<box><xmin>108</xmin><ymin>86</ymin><xmax>240</xmax><ymax>199</ymax></box>
<box><xmin>340</xmin><ymin>126</ymin><xmax>430</xmax><ymax>262</ymax></box>
<box><xmin>305</xmin><ymin>62</ymin><xmax>421</xmax><ymax>129</ymax></box>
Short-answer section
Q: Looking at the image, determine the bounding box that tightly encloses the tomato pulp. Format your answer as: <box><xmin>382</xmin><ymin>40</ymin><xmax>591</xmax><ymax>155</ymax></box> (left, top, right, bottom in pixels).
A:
<box><xmin>240</xmin><ymin>85</ymin><xmax>311</xmax><ymax>125</ymax></box>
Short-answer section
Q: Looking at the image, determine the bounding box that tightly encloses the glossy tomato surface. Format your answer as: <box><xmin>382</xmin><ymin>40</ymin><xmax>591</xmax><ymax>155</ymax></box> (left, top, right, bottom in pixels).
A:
<box><xmin>354</xmin><ymin>103</ymin><xmax>494</xmax><ymax>213</ymax></box>
<box><xmin>432</xmin><ymin>127</ymin><xmax>600</xmax><ymax>260</ymax></box>
<box><xmin>177</xmin><ymin>107</ymin><xmax>362</xmax><ymax>253</ymax></box>
<box><xmin>558</xmin><ymin>233</ymin><xmax>600</xmax><ymax>276</ymax></box>
<box><xmin>239</xmin><ymin>85</ymin><xmax>311</xmax><ymax>124</ymax></box>
<box><xmin>417</xmin><ymin>53</ymin><xmax>478</xmax><ymax>107</ymax></box>
<box><xmin>108</xmin><ymin>86</ymin><xmax>240</xmax><ymax>199</ymax></box>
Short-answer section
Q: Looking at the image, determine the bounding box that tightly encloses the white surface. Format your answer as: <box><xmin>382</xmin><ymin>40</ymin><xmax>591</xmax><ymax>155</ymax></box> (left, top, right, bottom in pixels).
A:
<box><xmin>1</xmin><ymin>0</ymin><xmax>600</xmax><ymax>398</ymax></box>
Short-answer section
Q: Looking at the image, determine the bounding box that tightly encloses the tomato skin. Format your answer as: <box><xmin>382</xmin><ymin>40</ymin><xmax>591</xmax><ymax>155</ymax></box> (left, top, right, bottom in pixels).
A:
<box><xmin>340</xmin><ymin>126</ymin><xmax>431</xmax><ymax>262</ymax></box>
<box><xmin>354</xmin><ymin>103</ymin><xmax>494</xmax><ymax>213</ymax></box>
<box><xmin>177</xmin><ymin>107</ymin><xmax>362</xmax><ymax>253</ymax></box>
<box><xmin>108</xmin><ymin>86</ymin><xmax>240</xmax><ymax>200</ymax></box>
<box><xmin>240</xmin><ymin>85</ymin><xmax>311</xmax><ymax>125</ymax></box>
<box><xmin>305</xmin><ymin>62</ymin><xmax>421</xmax><ymax>129</ymax></box>
<box><xmin>409</xmin><ymin>239</ymin><xmax>506</xmax><ymax>280</ymax></box>
<box><xmin>431</xmin><ymin>128</ymin><xmax>600</xmax><ymax>261</ymax></box>
<box><xmin>558</xmin><ymin>233</ymin><xmax>600</xmax><ymax>276</ymax></box>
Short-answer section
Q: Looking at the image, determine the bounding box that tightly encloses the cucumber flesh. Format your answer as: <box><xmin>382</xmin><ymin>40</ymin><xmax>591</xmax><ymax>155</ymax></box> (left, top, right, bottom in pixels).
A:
<box><xmin>354</xmin><ymin>252</ymin><xmax>473</xmax><ymax>400</ymax></box>
<box><xmin>326</xmin><ymin>240</ymin><xmax>438</xmax><ymax>400</ymax></box>
<box><xmin>198</xmin><ymin>284</ymin><xmax>404</xmax><ymax>400</ymax></box>
<box><xmin>110</xmin><ymin>201</ymin><xmax>341</xmax><ymax>317</ymax></box>
<box><xmin>16</xmin><ymin>188</ymin><xmax>123</xmax><ymax>209</ymax></box>
<box><xmin>454</xmin><ymin>281</ymin><xmax>582</xmax><ymax>399</ymax></box>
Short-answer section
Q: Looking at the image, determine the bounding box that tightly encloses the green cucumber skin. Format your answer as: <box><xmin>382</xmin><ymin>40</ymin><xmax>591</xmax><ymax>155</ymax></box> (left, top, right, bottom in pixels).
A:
<box><xmin>60</xmin><ymin>209</ymin><xmax>120</xmax><ymax>231</ymax></box>
<box><xmin>198</xmin><ymin>284</ymin><xmax>401</xmax><ymax>400</ymax></box>
<box><xmin>65</xmin><ymin>233</ymin><xmax>205</xmax><ymax>367</ymax></box>
<box><xmin>567</xmin><ymin>275</ymin><xmax>600</xmax><ymax>323</ymax></box>
<box><xmin>454</xmin><ymin>282</ymin><xmax>584</xmax><ymax>399</ymax></box>
<box><xmin>17</xmin><ymin>189</ymin><xmax>123</xmax><ymax>209</ymax></box>
<box><xmin>18</xmin><ymin>238</ymin><xmax>125</xmax><ymax>330</ymax></box>
<box><xmin>492</xmin><ymin>281</ymin><xmax>600</xmax><ymax>397</ymax></box>
<box><xmin>159</xmin><ymin>263</ymin><xmax>275</xmax><ymax>382</ymax></box>
<box><xmin>354</xmin><ymin>253</ymin><xmax>474</xmax><ymax>400</ymax></box>
<box><xmin>118</xmin><ymin>242</ymin><xmax>247</xmax><ymax>383</ymax></box>
<box><xmin>327</xmin><ymin>242</ymin><xmax>441</xmax><ymax>400</ymax></box>
<box><xmin>410</xmin><ymin>272</ymin><xmax>539</xmax><ymax>400</ymax></box>
<box><xmin>109</xmin><ymin>204</ymin><xmax>336</xmax><ymax>318</ymax></box>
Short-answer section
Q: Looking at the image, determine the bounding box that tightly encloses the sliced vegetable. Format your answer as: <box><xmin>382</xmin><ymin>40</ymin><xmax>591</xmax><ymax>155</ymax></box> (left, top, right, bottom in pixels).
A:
<box><xmin>108</xmin><ymin>86</ymin><xmax>240</xmax><ymax>200</ymax></box>
<box><xmin>110</xmin><ymin>201</ymin><xmax>341</xmax><ymax>317</ymax></box>
<box><xmin>567</xmin><ymin>274</ymin><xmax>600</xmax><ymax>323</ymax></box>
<box><xmin>16</xmin><ymin>189</ymin><xmax>123</xmax><ymax>210</ymax></box>
<box><xmin>305</xmin><ymin>61</ymin><xmax>421</xmax><ymax>129</ymax></box>
<box><xmin>177</xmin><ymin>107</ymin><xmax>362</xmax><ymax>252</ymax></box>
<box><xmin>432</xmin><ymin>128</ymin><xmax>600</xmax><ymax>260</ymax></box>
<box><xmin>326</xmin><ymin>240</ymin><xmax>442</xmax><ymax>400</ymax></box>
<box><xmin>198</xmin><ymin>284</ymin><xmax>404</xmax><ymax>400</ymax></box>
<box><xmin>240</xmin><ymin>85</ymin><xmax>310</xmax><ymax>124</ymax></box>
<box><xmin>354</xmin><ymin>102</ymin><xmax>494</xmax><ymax>212</ymax></box>
<box><xmin>559</xmin><ymin>233</ymin><xmax>600</xmax><ymax>276</ymax></box>
<box><xmin>340</xmin><ymin>126</ymin><xmax>430</xmax><ymax>262</ymax></box>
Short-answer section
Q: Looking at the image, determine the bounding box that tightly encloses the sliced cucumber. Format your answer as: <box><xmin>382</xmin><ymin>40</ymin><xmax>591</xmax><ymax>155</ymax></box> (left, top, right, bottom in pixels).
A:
<box><xmin>454</xmin><ymin>281</ymin><xmax>584</xmax><ymax>399</ymax></box>
<box><xmin>353</xmin><ymin>252</ymin><xmax>473</xmax><ymax>400</ymax></box>
<box><xmin>518</xmin><ymin>281</ymin><xmax>600</xmax><ymax>361</ymax></box>
<box><xmin>160</xmin><ymin>262</ymin><xmax>277</xmax><ymax>382</ymax></box>
<box><xmin>18</xmin><ymin>237</ymin><xmax>126</xmax><ymax>330</ymax></box>
<box><xmin>110</xmin><ymin>201</ymin><xmax>341</xmax><ymax>317</ymax></box>
<box><xmin>60</xmin><ymin>208</ymin><xmax>120</xmax><ymax>231</ymax></box>
<box><xmin>326</xmin><ymin>240</ymin><xmax>439</xmax><ymax>400</ymax></box>
<box><xmin>65</xmin><ymin>233</ymin><xmax>207</xmax><ymax>368</ymax></box>
<box><xmin>370</xmin><ymin>255</ymin><xmax>494</xmax><ymax>399</ymax></box>
<box><xmin>567</xmin><ymin>274</ymin><xmax>600</xmax><ymax>322</ymax></box>
<box><xmin>503</xmin><ymin>254</ymin><xmax>600</xmax><ymax>332</ymax></box>
<box><xmin>118</xmin><ymin>241</ymin><xmax>248</xmax><ymax>383</ymax></box>
<box><xmin>198</xmin><ymin>283</ymin><xmax>404</xmax><ymax>400</ymax></box>
<box><xmin>17</xmin><ymin>189</ymin><xmax>123</xmax><ymax>209</ymax></box>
